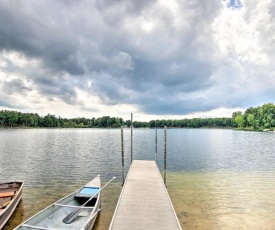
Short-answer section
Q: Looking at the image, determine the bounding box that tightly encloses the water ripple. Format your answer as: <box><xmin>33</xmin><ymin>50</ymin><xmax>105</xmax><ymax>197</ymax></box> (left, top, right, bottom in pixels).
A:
<box><xmin>1</xmin><ymin>128</ymin><xmax>275</xmax><ymax>229</ymax></box>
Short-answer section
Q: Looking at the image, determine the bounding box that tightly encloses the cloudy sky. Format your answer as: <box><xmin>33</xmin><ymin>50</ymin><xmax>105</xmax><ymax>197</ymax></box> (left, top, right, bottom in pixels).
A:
<box><xmin>0</xmin><ymin>0</ymin><xmax>274</xmax><ymax>121</ymax></box>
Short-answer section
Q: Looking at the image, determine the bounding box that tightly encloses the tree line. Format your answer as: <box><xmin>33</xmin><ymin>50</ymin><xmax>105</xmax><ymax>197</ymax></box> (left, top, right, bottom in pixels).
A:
<box><xmin>233</xmin><ymin>103</ymin><xmax>275</xmax><ymax>130</ymax></box>
<box><xmin>0</xmin><ymin>111</ymin><xmax>124</xmax><ymax>128</ymax></box>
<box><xmin>1</xmin><ymin>103</ymin><xmax>275</xmax><ymax>129</ymax></box>
<box><xmin>0</xmin><ymin>110</ymin><xmax>235</xmax><ymax>128</ymax></box>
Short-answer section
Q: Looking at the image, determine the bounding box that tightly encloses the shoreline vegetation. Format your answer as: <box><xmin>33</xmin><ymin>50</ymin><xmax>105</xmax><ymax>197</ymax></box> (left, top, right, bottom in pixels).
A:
<box><xmin>0</xmin><ymin>103</ymin><xmax>274</xmax><ymax>131</ymax></box>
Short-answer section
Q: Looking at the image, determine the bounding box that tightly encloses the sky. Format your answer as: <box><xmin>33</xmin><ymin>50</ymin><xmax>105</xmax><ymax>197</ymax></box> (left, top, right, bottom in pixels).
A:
<box><xmin>0</xmin><ymin>0</ymin><xmax>274</xmax><ymax>121</ymax></box>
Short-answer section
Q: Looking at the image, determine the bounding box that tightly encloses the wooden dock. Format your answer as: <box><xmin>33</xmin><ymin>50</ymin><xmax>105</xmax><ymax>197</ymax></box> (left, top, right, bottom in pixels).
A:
<box><xmin>109</xmin><ymin>160</ymin><xmax>182</xmax><ymax>230</ymax></box>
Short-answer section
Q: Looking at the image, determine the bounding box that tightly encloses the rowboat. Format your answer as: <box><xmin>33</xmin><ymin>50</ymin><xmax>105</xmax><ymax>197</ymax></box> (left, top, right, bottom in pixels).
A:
<box><xmin>15</xmin><ymin>175</ymin><xmax>101</xmax><ymax>230</ymax></box>
<box><xmin>0</xmin><ymin>181</ymin><xmax>24</xmax><ymax>229</ymax></box>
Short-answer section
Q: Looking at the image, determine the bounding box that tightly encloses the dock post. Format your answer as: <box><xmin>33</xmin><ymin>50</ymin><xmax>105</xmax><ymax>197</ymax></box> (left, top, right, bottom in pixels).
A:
<box><xmin>164</xmin><ymin>126</ymin><xmax>167</xmax><ymax>186</ymax></box>
<box><xmin>155</xmin><ymin>128</ymin><xmax>157</xmax><ymax>162</ymax></box>
<box><xmin>131</xmin><ymin>113</ymin><xmax>133</xmax><ymax>163</ymax></box>
<box><xmin>121</xmin><ymin>126</ymin><xmax>125</xmax><ymax>186</ymax></box>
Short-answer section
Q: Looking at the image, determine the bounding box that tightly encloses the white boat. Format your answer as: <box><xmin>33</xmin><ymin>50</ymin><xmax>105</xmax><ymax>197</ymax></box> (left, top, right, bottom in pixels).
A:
<box><xmin>0</xmin><ymin>181</ymin><xmax>24</xmax><ymax>229</ymax></box>
<box><xmin>14</xmin><ymin>176</ymin><xmax>101</xmax><ymax>230</ymax></box>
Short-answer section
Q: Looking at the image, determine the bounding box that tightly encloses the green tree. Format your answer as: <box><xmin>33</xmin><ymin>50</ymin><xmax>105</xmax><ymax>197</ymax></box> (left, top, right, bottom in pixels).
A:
<box><xmin>42</xmin><ymin>114</ymin><xmax>53</xmax><ymax>127</ymax></box>
<box><xmin>251</xmin><ymin>119</ymin><xmax>258</xmax><ymax>130</ymax></box>
<box><xmin>247</xmin><ymin>114</ymin><xmax>254</xmax><ymax>128</ymax></box>
<box><xmin>235</xmin><ymin>115</ymin><xmax>244</xmax><ymax>128</ymax></box>
<box><xmin>0</xmin><ymin>112</ymin><xmax>6</xmax><ymax>127</ymax></box>
<box><xmin>232</xmin><ymin>111</ymin><xmax>243</xmax><ymax>119</ymax></box>
<box><xmin>7</xmin><ymin>111</ymin><xmax>18</xmax><ymax>127</ymax></box>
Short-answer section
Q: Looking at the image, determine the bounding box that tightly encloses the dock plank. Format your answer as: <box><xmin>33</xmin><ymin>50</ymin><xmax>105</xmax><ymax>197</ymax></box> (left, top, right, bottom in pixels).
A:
<box><xmin>109</xmin><ymin>160</ymin><xmax>182</xmax><ymax>230</ymax></box>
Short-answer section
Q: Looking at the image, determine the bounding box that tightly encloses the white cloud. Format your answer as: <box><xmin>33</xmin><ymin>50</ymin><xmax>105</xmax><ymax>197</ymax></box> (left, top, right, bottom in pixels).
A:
<box><xmin>0</xmin><ymin>0</ymin><xmax>274</xmax><ymax>121</ymax></box>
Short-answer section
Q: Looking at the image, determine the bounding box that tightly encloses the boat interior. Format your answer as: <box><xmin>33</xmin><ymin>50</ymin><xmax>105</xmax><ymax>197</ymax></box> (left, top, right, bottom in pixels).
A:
<box><xmin>19</xmin><ymin>187</ymin><xmax>100</xmax><ymax>229</ymax></box>
<box><xmin>0</xmin><ymin>182</ymin><xmax>21</xmax><ymax>211</ymax></box>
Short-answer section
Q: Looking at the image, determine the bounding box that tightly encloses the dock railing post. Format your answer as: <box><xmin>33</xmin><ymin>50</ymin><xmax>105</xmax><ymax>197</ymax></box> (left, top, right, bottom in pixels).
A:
<box><xmin>131</xmin><ymin>113</ymin><xmax>133</xmax><ymax>163</ymax></box>
<box><xmin>155</xmin><ymin>128</ymin><xmax>158</xmax><ymax>163</ymax></box>
<box><xmin>121</xmin><ymin>126</ymin><xmax>125</xmax><ymax>186</ymax></box>
<box><xmin>164</xmin><ymin>126</ymin><xmax>167</xmax><ymax>186</ymax></box>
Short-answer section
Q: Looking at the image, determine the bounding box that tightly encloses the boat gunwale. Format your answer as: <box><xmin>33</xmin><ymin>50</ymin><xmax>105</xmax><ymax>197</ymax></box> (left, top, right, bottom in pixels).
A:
<box><xmin>0</xmin><ymin>181</ymin><xmax>24</xmax><ymax>229</ymax></box>
<box><xmin>81</xmin><ymin>207</ymin><xmax>101</xmax><ymax>230</ymax></box>
<box><xmin>81</xmin><ymin>177</ymin><xmax>101</xmax><ymax>230</ymax></box>
<box><xmin>14</xmin><ymin>176</ymin><xmax>101</xmax><ymax>230</ymax></box>
<box><xmin>53</xmin><ymin>203</ymin><xmax>95</xmax><ymax>209</ymax></box>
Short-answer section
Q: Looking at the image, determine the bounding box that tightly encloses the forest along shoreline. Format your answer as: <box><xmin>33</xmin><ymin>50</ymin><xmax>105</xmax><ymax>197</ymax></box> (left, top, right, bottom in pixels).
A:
<box><xmin>1</xmin><ymin>102</ymin><xmax>275</xmax><ymax>131</ymax></box>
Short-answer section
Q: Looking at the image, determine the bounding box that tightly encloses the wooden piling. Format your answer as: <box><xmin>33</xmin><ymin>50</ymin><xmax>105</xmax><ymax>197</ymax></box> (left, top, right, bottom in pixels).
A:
<box><xmin>155</xmin><ymin>128</ymin><xmax>158</xmax><ymax>162</ymax></box>
<box><xmin>164</xmin><ymin>126</ymin><xmax>167</xmax><ymax>186</ymax></box>
<box><xmin>131</xmin><ymin>113</ymin><xmax>133</xmax><ymax>163</ymax></box>
<box><xmin>121</xmin><ymin>126</ymin><xmax>125</xmax><ymax>186</ymax></box>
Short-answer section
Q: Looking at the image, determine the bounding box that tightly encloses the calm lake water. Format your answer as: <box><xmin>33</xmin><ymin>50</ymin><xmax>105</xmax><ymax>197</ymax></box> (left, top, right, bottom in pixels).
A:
<box><xmin>1</xmin><ymin>128</ymin><xmax>275</xmax><ymax>229</ymax></box>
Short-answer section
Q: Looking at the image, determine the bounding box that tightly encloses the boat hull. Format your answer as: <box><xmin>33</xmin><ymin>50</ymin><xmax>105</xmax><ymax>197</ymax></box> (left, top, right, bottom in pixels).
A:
<box><xmin>14</xmin><ymin>176</ymin><xmax>101</xmax><ymax>230</ymax></box>
<box><xmin>0</xmin><ymin>181</ymin><xmax>24</xmax><ymax>229</ymax></box>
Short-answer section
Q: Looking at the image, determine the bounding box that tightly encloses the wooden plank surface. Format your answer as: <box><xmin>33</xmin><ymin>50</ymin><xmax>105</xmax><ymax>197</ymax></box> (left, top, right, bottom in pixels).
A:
<box><xmin>0</xmin><ymin>192</ymin><xmax>15</xmax><ymax>198</ymax></box>
<box><xmin>109</xmin><ymin>160</ymin><xmax>182</xmax><ymax>230</ymax></box>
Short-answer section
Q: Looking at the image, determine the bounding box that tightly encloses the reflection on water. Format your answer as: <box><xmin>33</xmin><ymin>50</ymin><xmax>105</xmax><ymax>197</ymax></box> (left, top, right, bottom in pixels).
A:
<box><xmin>1</xmin><ymin>128</ymin><xmax>275</xmax><ymax>229</ymax></box>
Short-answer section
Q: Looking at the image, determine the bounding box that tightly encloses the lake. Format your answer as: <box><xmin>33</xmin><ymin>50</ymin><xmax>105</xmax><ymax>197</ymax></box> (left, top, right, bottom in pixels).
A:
<box><xmin>1</xmin><ymin>128</ymin><xmax>275</xmax><ymax>229</ymax></box>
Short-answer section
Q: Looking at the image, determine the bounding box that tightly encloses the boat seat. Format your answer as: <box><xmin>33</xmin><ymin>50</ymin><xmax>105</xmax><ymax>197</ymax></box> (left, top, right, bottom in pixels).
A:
<box><xmin>75</xmin><ymin>187</ymin><xmax>99</xmax><ymax>198</ymax></box>
<box><xmin>0</xmin><ymin>192</ymin><xmax>15</xmax><ymax>198</ymax></box>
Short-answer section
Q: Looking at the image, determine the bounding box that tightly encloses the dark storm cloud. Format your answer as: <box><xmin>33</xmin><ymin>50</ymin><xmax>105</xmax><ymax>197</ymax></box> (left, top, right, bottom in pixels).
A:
<box><xmin>0</xmin><ymin>1</ymin><xmax>82</xmax><ymax>75</ymax></box>
<box><xmin>2</xmin><ymin>79</ymin><xmax>32</xmax><ymax>95</ymax></box>
<box><xmin>139</xmin><ymin>98</ymin><xmax>213</xmax><ymax>115</ymax></box>
<box><xmin>0</xmin><ymin>0</ymin><xmax>273</xmax><ymax>117</ymax></box>
<box><xmin>94</xmin><ymin>0</ymin><xmax>157</xmax><ymax>27</ymax></box>
<box><xmin>85</xmin><ymin>0</ymin><xmax>223</xmax><ymax>114</ymax></box>
<box><xmin>0</xmin><ymin>100</ymin><xmax>16</xmax><ymax>109</ymax></box>
<box><xmin>32</xmin><ymin>71</ymin><xmax>78</xmax><ymax>104</ymax></box>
